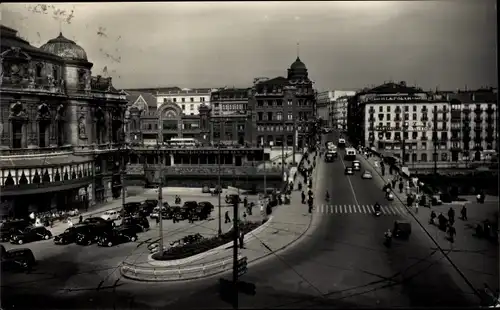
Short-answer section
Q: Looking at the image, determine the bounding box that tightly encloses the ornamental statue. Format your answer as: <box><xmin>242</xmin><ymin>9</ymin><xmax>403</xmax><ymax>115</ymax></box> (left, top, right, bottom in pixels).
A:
<box><xmin>78</xmin><ymin>116</ymin><xmax>87</xmax><ymax>139</ymax></box>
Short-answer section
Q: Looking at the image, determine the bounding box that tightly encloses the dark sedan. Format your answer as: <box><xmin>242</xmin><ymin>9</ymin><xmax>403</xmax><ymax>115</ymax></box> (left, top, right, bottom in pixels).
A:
<box><xmin>97</xmin><ymin>227</ymin><xmax>138</xmax><ymax>247</ymax></box>
<box><xmin>54</xmin><ymin>224</ymin><xmax>92</xmax><ymax>245</ymax></box>
<box><xmin>121</xmin><ymin>216</ymin><xmax>150</xmax><ymax>233</ymax></box>
<box><xmin>75</xmin><ymin>224</ymin><xmax>113</xmax><ymax>246</ymax></box>
<box><xmin>10</xmin><ymin>227</ymin><xmax>52</xmax><ymax>245</ymax></box>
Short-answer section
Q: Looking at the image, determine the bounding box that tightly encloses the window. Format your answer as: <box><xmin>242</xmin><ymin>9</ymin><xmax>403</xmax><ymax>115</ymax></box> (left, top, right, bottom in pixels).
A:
<box><xmin>181</xmin><ymin>104</ymin><xmax>186</xmax><ymax>110</ymax></box>
<box><xmin>190</xmin><ymin>104</ymin><xmax>194</xmax><ymax>110</ymax></box>
<box><xmin>53</xmin><ymin>67</ymin><xmax>58</xmax><ymax>80</ymax></box>
<box><xmin>412</xmin><ymin>113</ymin><xmax>417</xmax><ymax>120</ymax></box>
<box><xmin>386</xmin><ymin>114</ymin><xmax>391</xmax><ymax>121</ymax></box>
<box><xmin>181</xmin><ymin>98</ymin><xmax>185</xmax><ymax>103</ymax></box>
<box><xmin>422</xmin><ymin>142</ymin><xmax>427</xmax><ymax>150</ymax></box>
<box><xmin>441</xmin><ymin>153</ymin><xmax>448</xmax><ymax>161</ymax></box>
<box><xmin>39</xmin><ymin>122</ymin><xmax>48</xmax><ymax>147</ymax></box>
<box><xmin>404</xmin><ymin>114</ymin><xmax>409</xmax><ymax>121</ymax></box>
<box><xmin>36</xmin><ymin>64</ymin><xmax>42</xmax><ymax>77</ymax></box>
<box><xmin>257</xmin><ymin>100</ymin><xmax>263</xmax><ymax>107</ymax></box>
<box><xmin>190</xmin><ymin>98</ymin><xmax>194</xmax><ymax>102</ymax></box>
<box><xmin>404</xmin><ymin>106</ymin><xmax>409</xmax><ymax>112</ymax></box>
<box><xmin>413</xmin><ymin>105</ymin><xmax>417</xmax><ymax>112</ymax></box>
<box><xmin>12</xmin><ymin>121</ymin><xmax>23</xmax><ymax>149</ymax></box>
<box><xmin>421</xmin><ymin>153</ymin><xmax>427</xmax><ymax>162</ymax></box>
<box><xmin>200</xmin><ymin>97</ymin><xmax>205</xmax><ymax>102</ymax></box>
<box><xmin>173</xmin><ymin>98</ymin><xmax>177</xmax><ymax>103</ymax></box>
<box><xmin>268</xmin><ymin>112</ymin><xmax>273</xmax><ymax>120</ymax></box>
<box><xmin>163</xmin><ymin>98</ymin><xmax>167</xmax><ymax>103</ymax></box>
<box><xmin>403</xmin><ymin>131</ymin><xmax>409</xmax><ymax>139</ymax></box>
<box><xmin>379</xmin><ymin>106</ymin><xmax>383</xmax><ymax>112</ymax></box>
<box><xmin>277</xmin><ymin>100</ymin><xmax>282</xmax><ymax>106</ymax></box>
<box><xmin>387</xmin><ymin>106</ymin><xmax>391</xmax><ymax>112</ymax></box>
<box><xmin>147</xmin><ymin>124</ymin><xmax>152</xmax><ymax>130</ymax></box>
<box><xmin>257</xmin><ymin>112</ymin><xmax>263</xmax><ymax>121</ymax></box>
<box><xmin>385</xmin><ymin>132</ymin><xmax>391</xmax><ymax>139</ymax></box>
<box><xmin>276</xmin><ymin>112</ymin><xmax>283</xmax><ymax>120</ymax></box>
<box><xmin>412</xmin><ymin>131</ymin><xmax>418</xmax><ymax>139</ymax></box>
<box><xmin>287</xmin><ymin>99</ymin><xmax>292</xmax><ymax>105</ymax></box>
<box><xmin>57</xmin><ymin>121</ymin><xmax>64</xmax><ymax>146</ymax></box>
<box><xmin>287</xmin><ymin>112</ymin><xmax>293</xmax><ymax>120</ymax></box>
<box><xmin>378</xmin><ymin>113</ymin><xmax>384</xmax><ymax>121</ymax></box>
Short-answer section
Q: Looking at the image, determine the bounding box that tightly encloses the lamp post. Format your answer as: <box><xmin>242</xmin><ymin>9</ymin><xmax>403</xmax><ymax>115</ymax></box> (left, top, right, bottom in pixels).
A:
<box><xmin>217</xmin><ymin>139</ymin><xmax>222</xmax><ymax>236</ymax></box>
<box><xmin>433</xmin><ymin>105</ymin><xmax>439</xmax><ymax>176</ymax></box>
<box><xmin>156</xmin><ymin>111</ymin><xmax>164</xmax><ymax>253</ymax></box>
<box><xmin>402</xmin><ymin>121</ymin><xmax>409</xmax><ymax>167</ymax></box>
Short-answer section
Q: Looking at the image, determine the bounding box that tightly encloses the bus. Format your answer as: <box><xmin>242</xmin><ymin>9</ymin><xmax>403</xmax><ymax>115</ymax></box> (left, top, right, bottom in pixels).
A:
<box><xmin>344</xmin><ymin>147</ymin><xmax>356</xmax><ymax>161</ymax></box>
<box><xmin>338</xmin><ymin>138</ymin><xmax>346</xmax><ymax>148</ymax></box>
<box><xmin>166</xmin><ymin>138</ymin><xmax>198</xmax><ymax>147</ymax></box>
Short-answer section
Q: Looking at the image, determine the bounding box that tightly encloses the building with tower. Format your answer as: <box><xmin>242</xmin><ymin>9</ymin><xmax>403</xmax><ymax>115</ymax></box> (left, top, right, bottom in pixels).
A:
<box><xmin>0</xmin><ymin>25</ymin><xmax>127</xmax><ymax>218</ymax></box>
<box><xmin>248</xmin><ymin>55</ymin><xmax>316</xmax><ymax>150</ymax></box>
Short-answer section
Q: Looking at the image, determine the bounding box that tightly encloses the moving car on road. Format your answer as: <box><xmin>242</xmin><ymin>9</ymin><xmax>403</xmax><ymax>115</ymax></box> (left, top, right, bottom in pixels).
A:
<box><xmin>54</xmin><ymin>224</ymin><xmax>93</xmax><ymax>245</ymax></box>
<box><xmin>352</xmin><ymin>160</ymin><xmax>361</xmax><ymax>171</ymax></box>
<box><xmin>122</xmin><ymin>202</ymin><xmax>142</xmax><ymax>217</ymax></box>
<box><xmin>325</xmin><ymin>151</ymin><xmax>337</xmax><ymax>162</ymax></box>
<box><xmin>344</xmin><ymin>147</ymin><xmax>356</xmax><ymax>161</ymax></box>
<box><xmin>198</xmin><ymin>201</ymin><xmax>215</xmax><ymax>212</ymax></box>
<box><xmin>338</xmin><ymin>138</ymin><xmax>346</xmax><ymax>147</ymax></box>
<box><xmin>1</xmin><ymin>244</ymin><xmax>36</xmax><ymax>272</ymax></box>
<box><xmin>150</xmin><ymin>205</ymin><xmax>169</xmax><ymax>219</ymax></box>
<box><xmin>84</xmin><ymin>217</ymin><xmax>113</xmax><ymax>227</ymax></box>
<box><xmin>1</xmin><ymin>219</ymin><xmax>31</xmax><ymax>242</ymax></box>
<box><xmin>361</xmin><ymin>170</ymin><xmax>373</xmax><ymax>179</ymax></box>
<box><xmin>393</xmin><ymin>220</ymin><xmax>411</xmax><ymax>239</ymax></box>
<box><xmin>97</xmin><ymin>227</ymin><xmax>138</xmax><ymax>247</ymax></box>
<box><xmin>344</xmin><ymin>167</ymin><xmax>354</xmax><ymax>175</ymax></box>
<box><xmin>10</xmin><ymin>226</ymin><xmax>52</xmax><ymax>245</ymax></box>
<box><xmin>139</xmin><ymin>200</ymin><xmax>157</xmax><ymax>217</ymax></box>
<box><xmin>225</xmin><ymin>194</ymin><xmax>241</xmax><ymax>204</ymax></box>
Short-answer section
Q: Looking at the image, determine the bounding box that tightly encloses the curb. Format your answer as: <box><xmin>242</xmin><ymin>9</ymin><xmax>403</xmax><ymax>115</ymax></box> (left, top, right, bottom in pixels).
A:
<box><xmin>146</xmin><ymin>216</ymin><xmax>274</xmax><ymax>267</ymax></box>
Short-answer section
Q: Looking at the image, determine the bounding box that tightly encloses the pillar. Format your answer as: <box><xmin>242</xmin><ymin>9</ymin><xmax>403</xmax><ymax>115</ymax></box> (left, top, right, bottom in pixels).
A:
<box><xmin>170</xmin><ymin>154</ymin><xmax>175</xmax><ymax>166</ymax></box>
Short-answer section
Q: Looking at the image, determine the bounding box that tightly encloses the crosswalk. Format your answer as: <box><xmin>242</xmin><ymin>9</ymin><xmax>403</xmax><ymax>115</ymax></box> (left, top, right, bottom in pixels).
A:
<box><xmin>314</xmin><ymin>204</ymin><xmax>408</xmax><ymax>216</ymax></box>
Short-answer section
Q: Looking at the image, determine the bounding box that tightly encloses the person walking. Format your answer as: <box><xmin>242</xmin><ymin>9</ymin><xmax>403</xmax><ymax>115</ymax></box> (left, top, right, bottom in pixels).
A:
<box><xmin>224</xmin><ymin>211</ymin><xmax>231</xmax><ymax>223</ymax></box>
<box><xmin>448</xmin><ymin>207</ymin><xmax>455</xmax><ymax>225</ymax></box>
<box><xmin>239</xmin><ymin>230</ymin><xmax>245</xmax><ymax>249</ymax></box>
<box><xmin>447</xmin><ymin>224</ymin><xmax>456</xmax><ymax>243</ymax></box>
<box><xmin>399</xmin><ymin>181</ymin><xmax>404</xmax><ymax>194</ymax></box>
<box><xmin>79</xmin><ymin>214</ymin><xmax>83</xmax><ymax>224</ymax></box>
<box><xmin>460</xmin><ymin>204</ymin><xmax>468</xmax><ymax>221</ymax></box>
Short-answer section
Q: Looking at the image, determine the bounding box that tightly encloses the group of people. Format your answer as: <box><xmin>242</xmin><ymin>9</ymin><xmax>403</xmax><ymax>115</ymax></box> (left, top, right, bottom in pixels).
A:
<box><xmin>429</xmin><ymin>207</ymin><xmax>458</xmax><ymax>242</ymax></box>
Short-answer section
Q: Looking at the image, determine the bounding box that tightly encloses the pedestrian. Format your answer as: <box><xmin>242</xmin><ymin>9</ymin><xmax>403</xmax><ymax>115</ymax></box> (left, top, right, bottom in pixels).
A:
<box><xmin>239</xmin><ymin>231</ymin><xmax>245</xmax><ymax>249</ymax></box>
<box><xmin>243</xmin><ymin>211</ymin><xmax>247</xmax><ymax>221</ymax></box>
<box><xmin>460</xmin><ymin>204</ymin><xmax>467</xmax><ymax>221</ymax></box>
<box><xmin>67</xmin><ymin>218</ymin><xmax>73</xmax><ymax>228</ymax></box>
<box><xmin>447</xmin><ymin>224</ymin><xmax>456</xmax><ymax>243</ymax></box>
<box><xmin>225</xmin><ymin>211</ymin><xmax>231</xmax><ymax>223</ymax></box>
<box><xmin>244</xmin><ymin>197</ymin><xmax>248</xmax><ymax>209</ymax></box>
<box><xmin>156</xmin><ymin>216</ymin><xmax>160</xmax><ymax>226</ymax></box>
<box><xmin>399</xmin><ymin>181</ymin><xmax>404</xmax><ymax>194</ymax></box>
<box><xmin>448</xmin><ymin>207</ymin><xmax>455</xmax><ymax>224</ymax></box>
<box><xmin>301</xmin><ymin>191</ymin><xmax>306</xmax><ymax>204</ymax></box>
<box><xmin>308</xmin><ymin>197</ymin><xmax>314</xmax><ymax>213</ymax></box>
<box><xmin>391</xmin><ymin>179</ymin><xmax>397</xmax><ymax>188</ymax></box>
<box><xmin>79</xmin><ymin>214</ymin><xmax>83</xmax><ymax>223</ymax></box>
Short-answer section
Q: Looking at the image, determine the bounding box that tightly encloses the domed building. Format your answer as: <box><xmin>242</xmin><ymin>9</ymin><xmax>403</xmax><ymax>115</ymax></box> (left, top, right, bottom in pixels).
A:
<box><xmin>0</xmin><ymin>25</ymin><xmax>127</xmax><ymax>219</ymax></box>
<box><xmin>248</xmin><ymin>53</ymin><xmax>316</xmax><ymax>156</ymax></box>
<box><xmin>40</xmin><ymin>32</ymin><xmax>88</xmax><ymax>62</ymax></box>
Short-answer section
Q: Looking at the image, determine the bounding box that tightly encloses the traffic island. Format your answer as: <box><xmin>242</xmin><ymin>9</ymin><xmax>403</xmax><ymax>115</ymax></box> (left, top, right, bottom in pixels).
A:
<box><xmin>120</xmin><ymin>217</ymin><xmax>273</xmax><ymax>282</ymax></box>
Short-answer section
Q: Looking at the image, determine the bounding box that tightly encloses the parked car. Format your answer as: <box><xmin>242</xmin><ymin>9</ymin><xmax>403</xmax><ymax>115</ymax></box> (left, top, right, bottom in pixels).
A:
<box><xmin>75</xmin><ymin>224</ymin><xmax>113</xmax><ymax>246</ymax></box>
<box><xmin>121</xmin><ymin>216</ymin><xmax>150</xmax><ymax>233</ymax></box>
<box><xmin>122</xmin><ymin>202</ymin><xmax>142</xmax><ymax>217</ymax></box>
<box><xmin>1</xmin><ymin>244</ymin><xmax>36</xmax><ymax>272</ymax></box>
<box><xmin>211</xmin><ymin>186</ymin><xmax>222</xmax><ymax>196</ymax></box>
<box><xmin>10</xmin><ymin>226</ymin><xmax>52</xmax><ymax>245</ymax></box>
<box><xmin>150</xmin><ymin>206</ymin><xmax>169</xmax><ymax>219</ymax></box>
<box><xmin>101</xmin><ymin>210</ymin><xmax>121</xmax><ymax>221</ymax></box>
<box><xmin>198</xmin><ymin>201</ymin><xmax>215</xmax><ymax>212</ymax></box>
<box><xmin>225</xmin><ymin>194</ymin><xmax>241</xmax><ymax>204</ymax></box>
<box><xmin>97</xmin><ymin>227</ymin><xmax>138</xmax><ymax>247</ymax></box>
<box><xmin>361</xmin><ymin>170</ymin><xmax>373</xmax><ymax>179</ymax></box>
<box><xmin>140</xmin><ymin>200</ymin><xmax>158</xmax><ymax>216</ymax></box>
<box><xmin>54</xmin><ymin>224</ymin><xmax>93</xmax><ymax>245</ymax></box>
<box><xmin>344</xmin><ymin>167</ymin><xmax>354</xmax><ymax>175</ymax></box>
<box><xmin>83</xmin><ymin>217</ymin><xmax>112</xmax><ymax>227</ymax></box>
<box><xmin>202</xmin><ymin>185</ymin><xmax>211</xmax><ymax>193</ymax></box>
<box><xmin>1</xmin><ymin>220</ymin><xmax>31</xmax><ymax>242</ymax></box>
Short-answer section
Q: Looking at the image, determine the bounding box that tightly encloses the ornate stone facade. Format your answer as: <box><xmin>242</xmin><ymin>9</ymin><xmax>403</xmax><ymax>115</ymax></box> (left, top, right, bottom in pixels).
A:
<box><xmin>0</xmin><ymin>25</ymin><xmax>127</xmax><ymax>218</ymax></box>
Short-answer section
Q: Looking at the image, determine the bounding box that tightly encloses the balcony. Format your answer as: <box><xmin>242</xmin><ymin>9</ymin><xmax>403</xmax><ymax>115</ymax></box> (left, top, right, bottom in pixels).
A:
<box><xmin>395</xmin><ymin>117</ymin><xmax>401</xmax><ymax>122</ymax></box>
<box><xmin>474</xmin><ymin>117</ymin><xmax>483</xmax><ymax>123</ymax></box>
<box><xmin>450</xmin><ymin>136</ymin><xmax>461</xmax><ymax>142</ymax></box>
<box><xmin>451</xmin><ymin>110</ymin><xmax>461</xmax><ymax>119</ymax></box>
<box><xmin>462</xmin><ymin>126</ymin><xmax>471</xmax><ymax>132</ymax></box>
<box><xmin>463</xmin><ymin>116</ymin><xmax>471</xmax><ymax>122</ymax></box>
<box><xmin>440</xmin><ymin>137</ymin><xmax>448</xmax><ymax>142</ymax></box>
<box><xmin>0</xmin><ymin>145</ymin><xmax>73</xmax><ymax>157</ymax></box>
<box><xmin>486</xmin><ymin>126</ymin><xmax>495</xmax><ymax>133</ymax></box>
<box><xmin>485</xmin><ymin>135</ymin><xmax>494</xmax><ymax>142</ymax></box>
<box><xmin>474</xmin><ymin>125</ymin><xmax>483</xmax><ymax>132</ymax></box>
<box><xmin>438</xmin><ymin>127</ymin><xmax>448</xmax><ymax>131</ymax></box>
<box><xmin>420</xmin><ymin>136</ymin><xmax>428</xmax><ymax>141</ymax></box>
<box><xmin>368</xmin><ymin>117</ymin><xmax>375</xmax><ymax>122</ymax></box>
<box><xmin>420</xmin><ymin>116</ymin><xmax>429</xmax><ymax>122</ymax></box>
<box><xmin>369</xmin><ymin>108</ymin><xmax>375</xmax><ymax>114</ymax></box>
<box><xmin>463</xmin><ymin>106</ymin><xmax>471</xmax><ymax>113</ymax></box>
<box><xmin>473</xmin><ymin>137</ymin><xmax>483</xmax><ymax>144</ymax></box>
<box><xmin>486</xmin><ymin>106</ymin><xmax>495</xmax><ymax>114</ymax></box>
<box><xmin>74</xmin><ymin>143</ymin><xmax>123</xmax><ymax>155</ymax></box>
<box><xmin>485</xmin><ymin>116</ymin><xmax>494</xmax><ymax>124</ymax></box>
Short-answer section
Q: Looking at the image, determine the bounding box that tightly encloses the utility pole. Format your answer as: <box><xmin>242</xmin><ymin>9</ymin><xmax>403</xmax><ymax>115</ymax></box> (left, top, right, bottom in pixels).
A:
<box><xmin>157</xmin><ymin>112</ymin><xmax>164</xmax><ymax>253</ymax></box>
<box><xmin>281</xmin><ymin>115</ymin><xmax>285</xmax><ymax>186</ymax></box>
<box><xmin>433</xmin><ymin>106</ymin><xmax>438</xmax><ymax>176</ymax></box>
<box><xmin>120</xmin><ymin>110</ymin><xmax>127</xmax><ymax>212</ymax></box>
<box><xmin>402</xmin><ymin>121</ymin><xmax>408</xmax><ymax>167</ymax></box>
<box><xmin>218</xmin><ymin>143</ymin><xmax>222</xmax><ymax>236</ymax></box>
<box><xmin>262</xmin><ymin>138</ymin><xmax>267</xmax><ymax>195</ymax></box>
<box><xmin>232</xmin><ymin>196</ymin><xmax>239</xmax><ymax>310</ymax></box>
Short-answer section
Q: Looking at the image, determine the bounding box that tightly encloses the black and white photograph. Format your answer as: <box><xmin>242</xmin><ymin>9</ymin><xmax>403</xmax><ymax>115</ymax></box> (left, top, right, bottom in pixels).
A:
<box><xmin>0</xmin><ymin>1</ymin><xmax>498</xmax><ymax>309</ymax></box>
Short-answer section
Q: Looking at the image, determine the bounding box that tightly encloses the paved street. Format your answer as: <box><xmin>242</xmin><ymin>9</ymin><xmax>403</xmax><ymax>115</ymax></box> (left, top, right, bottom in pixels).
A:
<box><xmin>1</xmin><ymin>192</ymin><xmax>262</xmax><ymax>309</ymax></box>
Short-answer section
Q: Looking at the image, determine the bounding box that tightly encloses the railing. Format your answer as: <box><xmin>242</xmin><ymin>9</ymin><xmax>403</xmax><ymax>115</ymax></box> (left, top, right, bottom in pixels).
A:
<box><xmin>0</xmin><ymin>145</ymin><xmax>73</xmax><ymax>157</ymax></box>
<box><xmin>73</xmin><ymin>143</ymin><xmax>123</xmax><ymax>154</ymax></box>
<box><xmin>408</xmin><ymin>161</ymin><xmax>498</xmax><ymax>170</ymax></box>
<box><xmin>144</xmin><ymin>165</ymin><xmax>282</xmax><ymax>176</ymax></box>
<box><xmin>121</xmin><ymin>254</ymin><xmax>237</xmax><ymax>281</ymax></box>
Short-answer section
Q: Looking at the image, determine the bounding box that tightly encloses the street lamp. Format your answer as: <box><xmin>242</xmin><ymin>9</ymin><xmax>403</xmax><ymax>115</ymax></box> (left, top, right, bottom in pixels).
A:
<box><xmin>156</xmin><ymin>111</ymin><xmax>164</xmax><ymax>253</ymax></box>
<box><xmin>402</xmin><ymin>121</ymin><xmax>409</xmax><ymax>167</ymax></box>
<box><xmin>217</xmin><ymin>143</ymin><xmax>222</xmax><ymax>236</ymax></box>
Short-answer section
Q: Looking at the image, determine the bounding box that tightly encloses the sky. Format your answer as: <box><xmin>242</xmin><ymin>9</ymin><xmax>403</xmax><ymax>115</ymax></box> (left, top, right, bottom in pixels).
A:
<box><xmin>1</xmin><ymin>1</ymin><xmax>497</xmax><ymax>91</ymax></box>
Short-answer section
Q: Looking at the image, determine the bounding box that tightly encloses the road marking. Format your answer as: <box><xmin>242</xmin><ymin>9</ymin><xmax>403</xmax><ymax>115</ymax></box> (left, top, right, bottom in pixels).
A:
<box><xmin>361</xmin><ymin>205</ymin><xmax>367</xmax><ymax>213</ymax></box>
<box><xmin>366</xmin><ymin>205</ymin><xmax>374</xmax><ymax>213</ymax></box>
<box><xmin>387</xmin><ymin>206</ymin><xmax>395</xmax><ymax>215</ymax></box>
<box><xmin>329</xmin><ymin>205</ymin><xmax>333</xmax><ymax>213</ymax></box>
<box><xmin>344</xmin><ymin>205</ymin><xmax>347</xmax><ymax>213</ymax></box>
<box><xmin>335</xmin><ymin>205</ymin><xmax>338</xmax><ymax>213</ymax></box>
<box><xmin>348</xmin><ymin>205</ymin><xmax>352</xmax><ymax>213</ymax></box>
<box><xmin>339</xmin><ymin>154</ymin><xmax>360</xmax><ymax>206</ymax></box>
<box><xmin>380</xmin><ymin>206</ymin><xmax>387</xmax><ymax>214</ymax></box>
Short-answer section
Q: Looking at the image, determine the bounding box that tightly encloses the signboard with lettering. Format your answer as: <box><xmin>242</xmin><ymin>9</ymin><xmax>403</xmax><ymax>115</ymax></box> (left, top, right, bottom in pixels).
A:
<box><xmin>375</xmin><ymin>122</ymin><xmax>432</xmax><ymax>132</ymax></box>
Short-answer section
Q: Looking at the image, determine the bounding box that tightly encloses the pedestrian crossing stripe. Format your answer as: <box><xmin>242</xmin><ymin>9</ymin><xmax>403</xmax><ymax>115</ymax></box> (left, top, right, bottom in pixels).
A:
<box><xmin>314</xmin><ymin>204</ymin><xmax>407</xmax><ymax>215</ymax></box>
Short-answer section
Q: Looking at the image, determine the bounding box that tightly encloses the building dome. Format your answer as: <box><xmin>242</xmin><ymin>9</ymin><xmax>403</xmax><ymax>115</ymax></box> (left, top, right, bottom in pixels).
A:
<box><xmin>290</xmin><ymin>57</ymin><xmax>306</xmax><ymax>70</ymax></box>
<box><xmin>40</xmin><ymin>32</ymin><xmax>88</xmax><ymax>61</ymax></box>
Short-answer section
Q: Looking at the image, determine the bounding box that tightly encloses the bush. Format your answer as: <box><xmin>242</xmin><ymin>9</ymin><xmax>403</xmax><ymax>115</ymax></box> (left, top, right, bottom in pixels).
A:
<box><xmin>152</xmin><ymin>221</ymin><xmax>262</xmax><ymax>261</ymax></box>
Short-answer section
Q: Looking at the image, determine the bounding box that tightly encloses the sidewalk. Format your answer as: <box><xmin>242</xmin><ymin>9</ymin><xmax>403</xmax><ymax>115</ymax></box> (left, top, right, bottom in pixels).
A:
<box><xmin>359</xmin><ymin>151</ymin><xmax>499</xmax><ymax>294</ymax></box>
